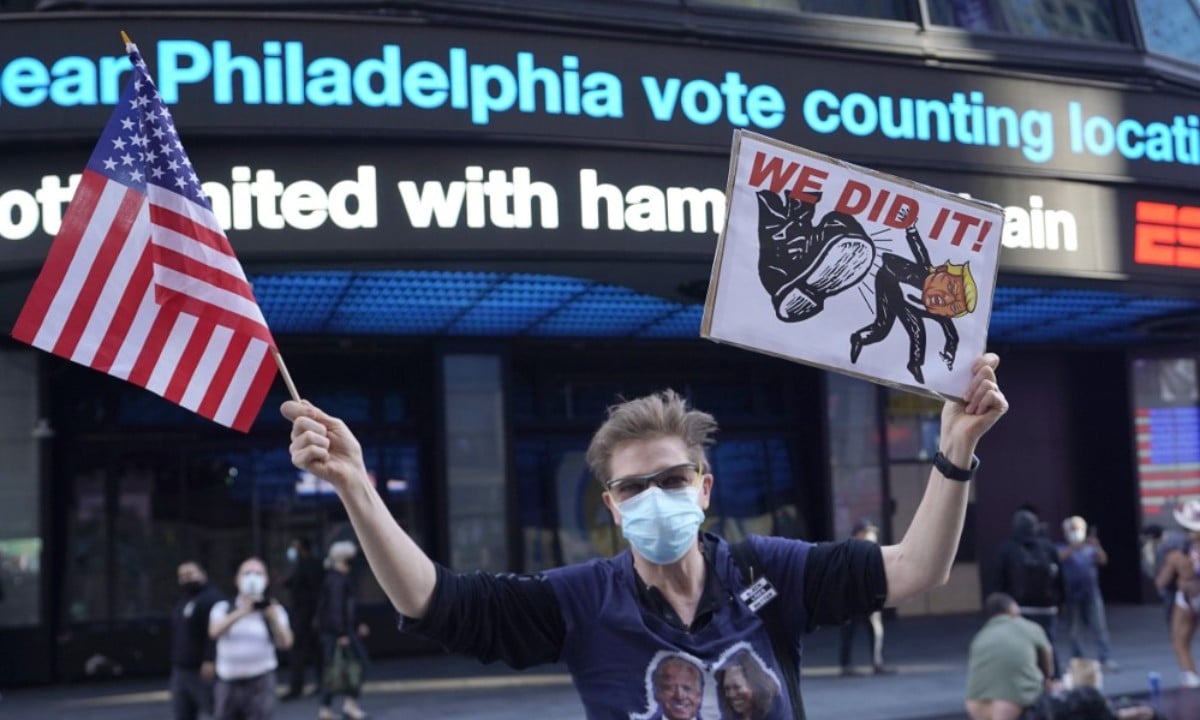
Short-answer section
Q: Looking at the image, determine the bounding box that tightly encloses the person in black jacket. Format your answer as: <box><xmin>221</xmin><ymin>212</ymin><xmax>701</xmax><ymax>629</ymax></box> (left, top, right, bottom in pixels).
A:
<box><xmin>996</xmin><ymin>509</ymin><xmax>1064</xmax><ymax>678</ymax></box>
<box><xmin>170</xmin><ymin>560</ymin><xmax>225</xmax><ymax>720</ymax></box>
<box><xmin>282</xmin><ymin>536</ymin><xmax>324</xmax><ymax>700</ymax></box>
<box><xmin>317</xmin><ymin>540</ymin><xmax>369</xmax><ymax>720</ymax></box>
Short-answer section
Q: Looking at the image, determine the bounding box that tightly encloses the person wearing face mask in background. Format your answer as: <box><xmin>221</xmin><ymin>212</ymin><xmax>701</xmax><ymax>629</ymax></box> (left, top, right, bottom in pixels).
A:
<box><xmin>838</xmin><ymin>519</ymin><xmax>894</xmax><ymax>676</ymax></box>
<box><xmin>282</xmin><ymin>353</ymin><xmax>1007</xmax><ymax>719</ymax></box>
<box><xmin>1057</xmin><ymin>515</ymin><xmax>1116</xmax><ymax>672</ymax></box>
<box><xmin>282</xmin><ymin>537</ymin><xmax>324</xmax><ymax>701</ymax></box>
<box><xmin>170</xmin><ymin>561</ymin><xmax>225</xmax><ymax>720</ymax></box>
<box><xmin>209</xmin><ymin>557</ymin><xmax>294</xmax><ymax>720</ymax></box>
<box><xmin>316</xmin><ymin>540</ymin><xmax>370</xmax><ymax>720</ymax></box>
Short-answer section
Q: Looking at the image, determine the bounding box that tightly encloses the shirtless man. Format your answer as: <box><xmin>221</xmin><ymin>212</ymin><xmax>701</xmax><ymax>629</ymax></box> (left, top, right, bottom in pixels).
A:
<box><xmin>1156</xmin><ymin>500</ymin><xmax>1200</xmax><ymax>688</ymax></box>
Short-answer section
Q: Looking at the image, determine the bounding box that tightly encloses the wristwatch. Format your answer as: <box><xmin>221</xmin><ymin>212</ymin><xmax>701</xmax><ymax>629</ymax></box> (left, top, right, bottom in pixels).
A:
<box><xmin>933</xmin><ymin>451</ymin><xmax>979</xmax><ymax>482</ymax></box>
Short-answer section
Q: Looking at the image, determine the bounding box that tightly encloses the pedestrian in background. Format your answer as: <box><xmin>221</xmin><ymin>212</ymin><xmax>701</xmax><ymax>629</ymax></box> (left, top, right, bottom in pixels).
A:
<box><xmin>170</xmin><ymin>561</ymin><xmax>225</xmax><ymax>720</ymax></box>
<box><xmin>317</xmin><ymin>540</ymin><xmax>369</xmax><ymax>720</ymax></box>
<box><xmin>1156</xmin><ymin>500</ymin><xmax>1200</xmax><ymax>688</ymax></box>
<box><xmin>996</xmin><ymin>508</ymin><xmax>1064</xmax><ymax>677</ymax></box>
<box><xmin>282</xmin><ymin>536</ymin><xmax>324</xmax><ymax>700</ymax></box>
<box><xmin>209</xmin><ymin>557</ymin><xmax>294</xmax><ymax>720</ymax></box>
<box><xmin>1141</xmin><ymin>523</ymin><xmax>1188</xmax><ymax>626</ymax></box>
<box><xmin>1057</xmin><ymin>515</ymin><xmax>1116</xmax><ymax>670</ymax></box>
<box><xmin>965</xmin><ymin>592</ymin><xmax>1055</xmax><ymax>720</ymax></box>
<box><xmin>838</xmin><ymin>518</ymin><xmax>894</xmax><ymax>676</ymax></box>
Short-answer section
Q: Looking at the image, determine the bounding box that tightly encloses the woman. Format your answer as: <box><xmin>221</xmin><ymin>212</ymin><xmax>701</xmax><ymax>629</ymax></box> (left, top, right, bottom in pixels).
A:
<box><xmin>317</xmin><ymin>540</ymin><xmax>369</xmax><ymax>720</ymax></box>
<box><xmin>715</xmin><ymin>649</ymin><xmax>780</xmax><ymax>720</ymax></box>
<box><xmin>208</xmin><ymin>557</ymin><xmax>293</xmax><ymax>720</ymax></box>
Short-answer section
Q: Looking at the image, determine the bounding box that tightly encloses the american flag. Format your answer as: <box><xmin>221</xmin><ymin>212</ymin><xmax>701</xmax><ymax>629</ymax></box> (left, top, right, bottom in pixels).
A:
<box><xmin>11</xmin><ymin>43</ymin><xmax>277</xmax><ymax>432</ymax></box>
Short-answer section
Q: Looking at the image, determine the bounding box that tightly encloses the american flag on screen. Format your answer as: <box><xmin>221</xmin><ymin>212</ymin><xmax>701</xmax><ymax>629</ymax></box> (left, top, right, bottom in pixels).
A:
<box><xmin>11</xmin><ymin>42</ymin><xmax>277</xmax><ymax>432</ymax></box>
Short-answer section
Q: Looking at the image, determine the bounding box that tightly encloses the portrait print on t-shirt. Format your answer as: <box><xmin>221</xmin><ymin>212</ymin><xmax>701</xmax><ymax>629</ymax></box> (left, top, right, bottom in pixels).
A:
<box><xmin>713</xmin><ymin>646</ymin><xmax>781</xmax><ymax>720</ymax></box>
<box><xmin>629</xmin><ymin>643</ymin><xmax>783</xmax><ymax>720</ymax></box>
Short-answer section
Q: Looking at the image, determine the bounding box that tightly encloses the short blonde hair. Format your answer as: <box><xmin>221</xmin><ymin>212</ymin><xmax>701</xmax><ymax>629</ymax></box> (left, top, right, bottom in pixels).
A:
<box><xmin>584</xmin><ymin>390</ymin><xmax>718</xmax><ymax>487</ymax></box>
<box><xmin>941</xmin><ymin>262</ymin><xmax>978</xmax><ymax>316</ymax></box>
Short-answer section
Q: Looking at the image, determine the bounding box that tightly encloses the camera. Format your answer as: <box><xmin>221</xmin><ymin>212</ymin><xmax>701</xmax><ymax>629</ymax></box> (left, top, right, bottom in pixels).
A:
<box><xmin>252</xmin><ymin>596</ymin><xmax>271</xmax><ymax>610</ymax></box>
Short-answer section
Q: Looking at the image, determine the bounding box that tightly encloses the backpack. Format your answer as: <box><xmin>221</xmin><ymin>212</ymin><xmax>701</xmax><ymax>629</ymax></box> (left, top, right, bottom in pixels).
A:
<box><xmin>1005</xmin><ymin>541</ymin><xmax>1061</xmax><ymax>607</ymax></box>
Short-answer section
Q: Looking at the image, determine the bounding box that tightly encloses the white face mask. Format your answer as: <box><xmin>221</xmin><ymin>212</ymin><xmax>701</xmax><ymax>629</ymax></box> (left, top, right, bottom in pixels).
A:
<box><xmin>238</xmin><ymin>572</ymin><xmax>267</xmax><ymax>597</ymax></box>
<box><xmin>617</xmin><ymin>486</ymin><xmax>705</xmax><ymax>565</ymax></box>
<box><xmin>862</xmin><ymin>531</ymin><xmax>878</xmax><ymax>544</ymax></box>
<box><xmin>1067</xmin><ymin>529</ymin><xmax>1087</xmax><ymax>545</ymax></box>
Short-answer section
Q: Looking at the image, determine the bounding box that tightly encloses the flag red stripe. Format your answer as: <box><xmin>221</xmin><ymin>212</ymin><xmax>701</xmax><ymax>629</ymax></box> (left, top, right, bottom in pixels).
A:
<box><xmin>1139</xmin><ymin>485</ymin><xmax>1200</xmax><ymax>498</ymax></box>
<box><xmin>197</xmin><ymin>333</ymin><xmax>252</xmax><ymax>420</ymax></box>
<box><xmin>126</xmin><ymin>305</ymin><xmax>179</xmax><ymax>388</ymax></box>
<box><xmin>163</xmin><ymin>318</ymin><xmax>217</xmax><ymax>404</ymax></box>
<box><xmin>155</xmin><ymin>290</ymin><xmax>275</xmax><ymax>347</ymax></box>
<box><xmin>150</xmin><ymin>201</ymin><xmax>234</xmax><ymax>256</ymax></box>
<box><xmin>91</xmin><ymin>243</ymin><xmax>155</xmax><ymax>374</ymax></box>
<box><xmin>51</xmin><ymin>187</ymin><xmax>144</xmax><ymax>359</ymax></box>
<box><xmin>1140</xmin><ymin>471</ymin><xmax>1200</xmax><ymax>482</ymax></box>
<box><xmin>232</xmin><ymin>350</ymin><xmax>278</xmax><ymax>432</ymax></box>
<box><xmin>11</xmin><ymin>171</ymin><xmax>107</xmax><ymax>343</ymax></box>
<box><xmin>152</xmin><ymin>244</ymin><xmax>258</xmax><ymax>303</ymax></box>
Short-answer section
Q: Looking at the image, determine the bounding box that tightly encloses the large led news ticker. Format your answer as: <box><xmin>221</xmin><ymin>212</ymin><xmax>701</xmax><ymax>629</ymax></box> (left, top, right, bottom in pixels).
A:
<box><xmin>0</xmin><ymin>16</ymin><xmax>1197</xmax><ymax>188</ymax></box>
<box><xmin>0</xmin><ymin>143</ymin><xmax>1128</xmax><ymax>280</ymax></box>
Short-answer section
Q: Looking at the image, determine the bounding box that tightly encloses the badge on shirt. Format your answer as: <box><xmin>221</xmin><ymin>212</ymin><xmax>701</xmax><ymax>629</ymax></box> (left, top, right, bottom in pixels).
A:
<box><xmin>738</xmin><ymin>575</ymin><xmax>778</xmax><ymax>613</ymax></box>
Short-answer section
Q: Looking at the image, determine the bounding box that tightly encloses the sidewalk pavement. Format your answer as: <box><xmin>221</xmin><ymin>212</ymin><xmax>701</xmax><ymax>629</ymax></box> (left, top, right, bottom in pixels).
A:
<box><xmin>0</xmin><ymin>603</ymin><xmax>1187</xmax><ymax>719</ymax></box>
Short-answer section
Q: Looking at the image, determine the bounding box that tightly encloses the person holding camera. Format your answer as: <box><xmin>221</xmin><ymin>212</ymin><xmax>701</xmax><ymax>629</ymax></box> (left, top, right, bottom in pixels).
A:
<box><xmin>208</xmin><ymin>557</ymin><xmax>294</xmax><ymax>720</ymax></box>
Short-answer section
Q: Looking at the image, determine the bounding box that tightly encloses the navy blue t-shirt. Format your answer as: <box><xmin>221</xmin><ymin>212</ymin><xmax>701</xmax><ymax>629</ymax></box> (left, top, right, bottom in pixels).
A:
<box><xmin>1057</xmin><ymin>544</ymin><xmax>1102</xmax><ymax>600</ymax></box>
<box><xmin>403</xmin><ymin>532</ymin><xmax>885</xmax><ymax>720</ymax></box>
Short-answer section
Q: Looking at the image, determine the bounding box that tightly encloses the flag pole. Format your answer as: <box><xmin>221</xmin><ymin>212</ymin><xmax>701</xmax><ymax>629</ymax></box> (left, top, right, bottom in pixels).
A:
<box><xmin>120</xmin><ymin>30</ymin><xmax>132</xmax><ymax>46</ymax></box>
<box><xmin>272</xmin><ymin>348</ymin><xmax>302</xmax><ymax>402</ymax></box>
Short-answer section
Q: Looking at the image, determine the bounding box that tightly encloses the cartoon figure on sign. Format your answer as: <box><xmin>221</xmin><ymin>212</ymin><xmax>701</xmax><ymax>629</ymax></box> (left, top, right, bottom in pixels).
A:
<box><xmin>756</xmin><ymin>190</ymin><xmax>875</xmax><ymax>322</ymax></box>
<box><xmin>640</xmin><ymin>653</ymin><xmax>705</xmax><ymax>720</ymax></box>
<box><xmin>715</xmin><ymin>649</ymin><xmax>781</xmax><ymax>720</ymax></box>
<box><xmin>849</xmin><ymin>211</ymin><xmax>978</xmax><ymax>384</ymax></box>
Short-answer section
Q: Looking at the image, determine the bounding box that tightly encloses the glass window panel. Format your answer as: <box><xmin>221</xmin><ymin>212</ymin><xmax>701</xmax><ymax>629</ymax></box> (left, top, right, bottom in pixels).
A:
<box><xmin>886</xmin><ymin>390</ymin><xmax>943</xmax><ymax>462</ymax></box>
<box><xmin>516</xmin><ymin>442</ymin><xmax>555</xmax><ymax>571</ymax></box>
<box><xmin>929</xmin><ymin>0</ymin><xmax>1122</xmax><ymax>42</ymax></box>
<box><xmin>444</xmin><ymin>355</ymin><xmax>509</xmax><ymax>572</ymax></box>
<box><xmin>113</xmin><ymin>467</ymin><xmax>171</xmax><ymax>619</ymax></box>
<box><xmin>827</xmin><ymin>373</ymin><xmax>884</xmax><ymax>541</ymax></box>
<box><xmin>0</xmin><ymin>538</ymin><xmax>41</xmax><ymax>627</ymax></box>
<box><xmin>1134</xmin><ymin>0</ymin><xmax>1200</xmax><ymax>66</ymax></box>
<box><xmin>707</xmin><ymin>437</ymin><xmax>804</xmax><ymax>542</ymax></box>
<box><xmin>64</xmin><ymin>471</ymin><xmax>109</xmax><ymax>623</ymax></box>
<box><xmin>515</xmin><ymin>439</ymin><xmax>624</xmax><ymax>568</ymax></box>
<box><xmin>695</xmin><ymin>0</ymin><xmax>909</xmax><ymax>20</ymax></box>
<box><xmin>0</xmin><ymin>349</ymin><xmax>40</xmax><ymax>627</ymax></box>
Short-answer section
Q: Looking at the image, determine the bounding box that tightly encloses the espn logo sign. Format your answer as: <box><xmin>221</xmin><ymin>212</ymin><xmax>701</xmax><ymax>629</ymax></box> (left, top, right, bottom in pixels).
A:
<box><xmin>1136</xmin><ymin>201</ymin><xmax>1200</xmax><ymax>269</ymax></box>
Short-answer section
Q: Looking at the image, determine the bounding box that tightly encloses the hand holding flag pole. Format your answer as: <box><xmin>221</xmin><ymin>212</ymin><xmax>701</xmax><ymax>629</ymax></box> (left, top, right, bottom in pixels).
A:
<box><xmin>11</xmin><ymin>31</ymin><xmax>299</xmax><ymax>430</ymax></box>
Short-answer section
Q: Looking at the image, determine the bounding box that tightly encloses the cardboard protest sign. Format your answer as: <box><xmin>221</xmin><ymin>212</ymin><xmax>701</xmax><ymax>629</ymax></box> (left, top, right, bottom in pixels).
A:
<box><xmin>702</xmin><ymin>130</ymin><xmax>1003</xmax><ymax>401</ymax></box>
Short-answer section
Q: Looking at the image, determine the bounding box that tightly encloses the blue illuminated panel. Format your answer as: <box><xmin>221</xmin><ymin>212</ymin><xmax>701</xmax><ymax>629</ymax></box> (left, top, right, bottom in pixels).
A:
<box><xmin>248</xmin><ymin>270</ymin><xmax>1200</xmax><ymax>343</ymax></box>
